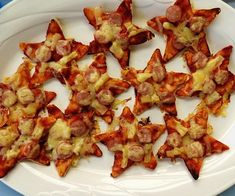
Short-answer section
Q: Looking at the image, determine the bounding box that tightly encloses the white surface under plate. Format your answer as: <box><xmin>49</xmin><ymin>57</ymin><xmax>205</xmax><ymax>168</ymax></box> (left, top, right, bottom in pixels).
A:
<box><xmin>1</xmin><ymin>0</ymin><xmax>235</xmax><ymax>195</ymax></box>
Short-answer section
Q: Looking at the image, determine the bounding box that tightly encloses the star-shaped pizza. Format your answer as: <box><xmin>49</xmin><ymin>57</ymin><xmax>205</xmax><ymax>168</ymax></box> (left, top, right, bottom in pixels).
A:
<box><xmin>20</xmin><ymin>19</ymin><xmax>89</xmax><ymax>87</ymax></box>
<box><xmin>64</xmin><ymin>53</ymin><xmax>130</xmax><ymax>123</ymax></box>
<box><xmin>94</xmin><ymin>106</ymin><xmax>165</xmax><ymax>177</ymax></box>
<box><xmin>0</xmin><ymin>116</ymin><xmax>56</xmax><ymax>178</ymax></box>
<box><xmin>122</xmin><ymin>49</ymin><xmax>190</xmax><ymax>115</ymax></box>
<box><xmin>45</xmin><ymin>104</ymin><xmax>102</xmax><ymax>177</ymax></box>
<box><xmin>84</xmin><ymin>0</ymin><xmax>154</xmax><ymax>68</ymax></box>
<box><xmin>158</xmin><ymin>107</ymin><xmax>229</xmax><ymax>180</ymax></box>
<box><xmin>147</xmin><ymin>0</ymin><xmax>220</xmax><ymax>62</ymax></box>
<box><xmin>176</xmin><ymin>46</ymin><xmax>235</xmax><ymax>116</ymax></box>
<box><xmin>0</xmin><ymin>60</ymin><xmax>57</xmax><ymax>177</ymax></box>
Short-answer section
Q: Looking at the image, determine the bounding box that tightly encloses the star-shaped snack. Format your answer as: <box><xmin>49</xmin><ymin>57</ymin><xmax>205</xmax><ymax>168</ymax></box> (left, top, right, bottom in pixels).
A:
<box><xmin>0</xmin><ymin>61</ymin><xmax>57</xmax><ymax>177</ymax></box>
<box><xmin>176</xmin><ymin>46</ymin><xmax>235</xmax><ymax>115</ymax></box>
<box><xmin>1</xmin><ymin>61</ymin><xmax>57</xmax><ymax>126</ymax></box>
<box><xmin>45</xmin><ymin>104</ymin><xmax>102</xmax><ymax>177</ymax></box>
<box><xmin>94</xmin><ymin>106</ymin><xmax>165</xmax><ymax>177</ymax></box>
<box><xmin>0</xmin><ymin>116</ymin><xmax>56</xmax><ymax>178</ymax></box>
<box><xmin>122</xmin><ymin>49</ymin><xmax>190</xmax><ymax>115</ymax></box>
<box><xmin>147</xmin><ymin>0</ymin><xmax>220</xmax><ymax>62</ymax></box>
<box><xmin>83</xmin><ymin>0</ymin><xmax>154</xmax><ymax>69</ymax></box>
<box><xmin>19</xmin><ymin>19</ymin><xmax>89</xmax><ymax>87</ymax></box>
<box><xmin>64</xmin><ymin>53</ymin><xmax>130</xmax><ymax>123</ymax></box>
<box><xmin>158</xmin><ymin>107</ymin><xmax>229</xmax><ymax>180</ymax></box>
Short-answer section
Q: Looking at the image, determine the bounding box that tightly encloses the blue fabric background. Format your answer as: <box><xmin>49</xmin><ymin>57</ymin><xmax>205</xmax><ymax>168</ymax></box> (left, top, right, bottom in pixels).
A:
<box><xmin>0</xmin><ymin>0</ymin><xmax>235</xmax><ymax>195</ymax></box>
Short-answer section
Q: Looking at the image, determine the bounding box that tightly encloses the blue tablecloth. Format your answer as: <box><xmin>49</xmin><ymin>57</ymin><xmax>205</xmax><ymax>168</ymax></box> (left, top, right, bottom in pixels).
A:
<box><xmin>0</xmin><ymin>0</ymin><xmax>235</xmax><ymax>195</ymax></box>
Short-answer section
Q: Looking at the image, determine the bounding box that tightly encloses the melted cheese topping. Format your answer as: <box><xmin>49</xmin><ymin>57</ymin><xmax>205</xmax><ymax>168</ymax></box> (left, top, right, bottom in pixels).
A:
<box><xmin>163</xmin><ymin>22</ymin><xmax>199</xmax><ymax>46</ymax></box>
<box><xmin>120</xmin><ymin>119</ymin><xmax>138</xmax><ymax>139</ymax></box>
<box><xmin>94</xmin><ymin>7</ymin><xmax>102</xmax><ymax>25</ymax></box>
<box><xmin>44</xmin><ymin>33</ymin><xmax>62</xmax><ymax>50</ymax></box>
<box><xmin>2</xmin><ymin>90</ymin><xmax>17</xmax><ymax>107</ymax></box>
<box><xmin>47</xmin><ymin>119</ymin><xmax>71</xmax><ymax>150</ymax></box>
<box><xmin>175</xmin><ymin>121</ymin><xmax>188</xmax><ymax>137</ymax></box>
<box><xmin>144</xmin><ymin>144</ymin><xmax>153</xmax><ymax>163</ymax></box>
<box><xmin>124</xmin><ymin>22</ymin><xmax>144</xmax><ymax>37</ymax></box>
<box><xmin>205</xmin><ymin>91</ymin><xmax>221</xmax><ymax>105</ymax></box>
<box><xmin>91</xmin><ymin>99</ymin><xmax>108</xmax><ymax>115</ymax></box>
<box><xmin>121</xmin><ymin>145</ymin><xmax>129</xmax><ymax>168</ymax></box>
<box><xmin>140</xmin><ymin>93</ymin><xmax>160</xmax><ymax>104</ymax></box>
<box><xmin>137</xmin><ymin>73</ymin><xmax>152</xmax><ymax>83</ymax></box>
<box><xmin>0</xmin><ymin>127</ymin><xmax>18</xmax><ymax>147</ymax></box>
<box><xmin>94</xmin><ymin>73</ymin><xmax>109</xmax><ymax>91</ymax></box>
<box><xmin>192</xmin><ymin>56</ymin><xmax>224</xmax><ymax>91</ymax></box>
<box><xmin>17</xmin><ymin>87</ymin><xmax>35</xmax><ymax>105</ymax></box>
<box><xmin>72</xmin><ymin>137</ymin><xmax>85</xmax><ymax>155</ymax></box>
<box><xmin>31</xmin><ymin>122</ymin><xmax>44</xmax><ymax>140</ymax></box>
<box><xmin>96</xmin><ymin>21</ymin><xmax>121</xmax><ymax>42</ymax></box>
<box><xmin>166</xmin><ymin>147</ymin><xmax>184</xmax><ymax>158</ymax></box>
<box><xmin>49</xmin><ymin>51</ymin><xmax>78</xmax><ymax>71</ymax></box>
<box><xmin>110</xmin><ymin>41</ymin><xmax>124</xmax><ymax>59</ymax></box>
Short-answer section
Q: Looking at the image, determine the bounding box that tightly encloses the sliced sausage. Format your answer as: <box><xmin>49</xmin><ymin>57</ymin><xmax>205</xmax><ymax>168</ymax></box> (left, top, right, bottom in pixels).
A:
<box><xmin>85</xmin><ymin>68</ymin><xmax>100</xmax><ymax>83</ymax></box>
<box><xmin>137</xmin><ymin>82</ymin><xmax>155</xmax><ymax>96</ymax></box>
<box><xmin>184</xmin><ymin>141</ymin><xmax>204</xmax><ymax>159</ymax></box>
<box><xmin>70</xmin><ymin>120</ymin><xmax>88</xmax><ymax>137</ymax></box>
<box><xmin>97</xmin><ymin>89</ymin><xmax>114</xmax><ymax>105</ymax></box>
<box><xmin>109</xmin><ymin>13</ymin><xmax>122</xmax><ymax>26</ymax></box>
<box><xmin>158</xmin><ymin>91</ymin><xmax>175</xmax><ymax>104</ymax></box>
<box><xmin>137</xmin><ymin>127</ymin><xmax>152</xmax><ymax>143</ymax></box>
<box><xmin>128</xmin><ymin>144</ymin><xmax>145</xmax><ymax>162</ymax></box>
<box><xmin>152</xmin><ymin>65</ymin><xmax>166</xmax><ymax>83</ymax></box>
<box><xmin>192</xmin><ymin>51</ymin><xmax>208</xmax><ymax>69</ymax></box>
<box><xmin>172</xmin><ymin>37</ymin><xmax>185</xmax><ymax>50</ymax></box>
<box><xmin>214</xmin><ymin>70</ymin><xmax>229</xmax><ymax>85</ymax></box>
<box><xmin>35</xmin><ymin>45</ymin><xmax>52</xmax><ymax>62</ymax></box>
<box><xmin>166</xmin><ymin>5</ymin><xmax>182</xmax><ymax>23</ymax></box>
<box><xmin>56</xmin><ymin>141</ymin><xmax>73</xmax><ymax>160</ymax></box>
<box><xmin>77</xmin><ymin>90</ymin><xmax>93</xmax><ymax>106</ymax></box>
<box><xmin>55</xmin><ymin>40</ymin><xmax>72</xmax><ymax>56</ymax></box>
<box><xmin>202</xmin><ymin>79</ymin><xmax>216</xmax><ymax>94</ymax></box>
<box><xmin>167</xmin><ymin>132</ymin><xmax>182</xmax><ymax>147</ymax></box>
